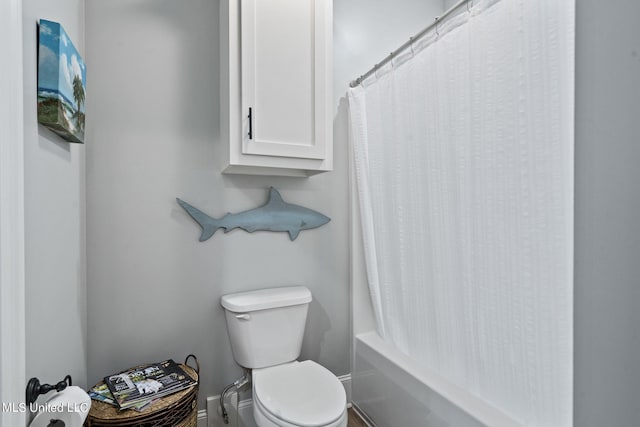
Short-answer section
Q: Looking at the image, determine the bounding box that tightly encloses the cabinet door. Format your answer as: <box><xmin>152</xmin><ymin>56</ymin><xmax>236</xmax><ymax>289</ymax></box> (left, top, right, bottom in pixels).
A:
<box><xmin>240</xmin><ymin>0</ymin><xmax>331</xmax><ymax>160</ymax></box>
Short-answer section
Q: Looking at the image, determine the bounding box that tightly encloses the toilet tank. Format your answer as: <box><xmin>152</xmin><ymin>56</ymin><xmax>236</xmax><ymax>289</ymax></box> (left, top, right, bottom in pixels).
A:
<box><xmin>221</xmin><ymin>286</ymin><xmax>312</xmax><ymax>369</ymax></box>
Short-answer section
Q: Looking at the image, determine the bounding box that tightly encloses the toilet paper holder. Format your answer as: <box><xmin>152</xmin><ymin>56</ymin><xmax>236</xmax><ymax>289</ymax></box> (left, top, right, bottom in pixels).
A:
<box><xmin>26</xmin><ymin>375</ymin><xmax>72</xmax><ymax>405</ymax></box>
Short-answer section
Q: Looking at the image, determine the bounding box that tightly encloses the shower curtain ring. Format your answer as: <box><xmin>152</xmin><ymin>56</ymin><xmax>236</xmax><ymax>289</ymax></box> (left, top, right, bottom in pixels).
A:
<box><xmin>435</xmin><ymin>17</ymin><xmax>440</xmax><ymax>37</ymax></box>
<box><xmin>389</xmin><ymin>52</ymin><xmax>395</xmax><ymax>68</ymax></box>
<box><xmin>374</xmin><ymin>64</ymin><xmax>380</xmax><ymax>79</ymax></box>
<box><xmin>409</xmin><ymin>37</ymin><xmax>415</xmax><ymax>57</ymax></box>
<box><xmin>466</xmin><ymin>0</ymin><xmax>472</xmax><ymax>13</ymax></box>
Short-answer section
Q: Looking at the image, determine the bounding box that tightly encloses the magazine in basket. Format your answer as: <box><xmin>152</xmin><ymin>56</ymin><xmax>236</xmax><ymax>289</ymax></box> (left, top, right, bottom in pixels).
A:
<box><xmin>104</xmin><ymin>359</ymin><xmax>197</xmax><ymax>410</ymax></box>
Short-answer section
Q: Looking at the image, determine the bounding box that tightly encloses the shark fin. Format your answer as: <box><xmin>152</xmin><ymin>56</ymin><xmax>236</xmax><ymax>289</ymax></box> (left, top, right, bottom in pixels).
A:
<box><xmin>242</xmin><ymin>225</ymin><xmax>260</xmax><ymax>233</ymax></box>
<box><xmin>288</xmin><ymin>228</ymin><xmax>301</xmax><ymax>241</ymax></box>
<box><xmin>176</xmin><ymin>198</ymin><xmax>220</xmax><ymax>241</ymax></box>
<box><xmin>268</xmin><ymin>187</ymin><xmax>285</xmax><ymax>205</ymax></box>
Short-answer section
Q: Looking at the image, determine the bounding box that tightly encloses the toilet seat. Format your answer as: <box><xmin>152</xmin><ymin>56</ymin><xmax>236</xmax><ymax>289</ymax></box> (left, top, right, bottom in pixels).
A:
<box><xmin>254</xmin><ymin>395</ymin><xmax>348</xmax><ymax>427</ymax></box>
<box><xmin>253</xmin><ymin>360</ymin><xmax>347</xmax><ymax>427</ymax></box>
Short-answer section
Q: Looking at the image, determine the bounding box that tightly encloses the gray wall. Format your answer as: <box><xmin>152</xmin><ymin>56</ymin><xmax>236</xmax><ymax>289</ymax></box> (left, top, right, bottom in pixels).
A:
<box><xmin>23</xmin><ymin>0</ymin><xmax>87</xmax><ymax>390</ymax></box>
<box><xmin>333</xmin><ymin>0</ymin><xmax>444</xmax><ymax>102</ymax></box>
<box><xmin>38</xmin><ymin>0</ymin><xmax>640</xmax><ymax>421</ymax></box>
<box><xmin>84</xmin><ymin>0</ymin><xmax>443</xmax><ymax>409</ymax></box>
<box><xmin>574</xmin><ymin>1</ymin><xmax>640</xmax><ymax>426</ymax></box>
<box><xmin>84</xmin><ymin>0</ymin><xmax>350</xmax><ymax>407</ymax></box>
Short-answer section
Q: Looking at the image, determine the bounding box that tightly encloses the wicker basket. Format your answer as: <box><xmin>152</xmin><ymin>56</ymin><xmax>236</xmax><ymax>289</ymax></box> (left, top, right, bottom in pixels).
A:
<box><xmin>85</xmin><ymin>355</ymin><xmax>199</xmax><ymax>427</ymax></box>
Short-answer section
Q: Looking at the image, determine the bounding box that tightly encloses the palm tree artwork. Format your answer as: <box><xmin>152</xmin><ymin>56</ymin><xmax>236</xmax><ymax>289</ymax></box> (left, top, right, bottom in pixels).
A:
<box><xmin>73</xmin><ymin>75</ymin><xmax>85</xmax><ymax>131</ymax></box>
<box><xmin>37</xmin><ymin>19</ymin><xmax>87</xmax><ymax>143</ymax></box>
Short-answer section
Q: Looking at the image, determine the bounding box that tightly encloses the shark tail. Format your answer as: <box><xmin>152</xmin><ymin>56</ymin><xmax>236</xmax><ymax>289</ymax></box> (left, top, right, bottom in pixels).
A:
<box><xmin>176</xmin><ymin>198</ymin><xmax>223</xmax><ymax>241</ymax></box>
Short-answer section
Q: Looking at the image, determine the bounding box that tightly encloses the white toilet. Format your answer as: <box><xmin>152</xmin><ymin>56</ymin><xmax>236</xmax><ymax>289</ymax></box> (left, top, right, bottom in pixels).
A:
<box><xmin>221</xmin><ymin>286</ymin><xmax>347</xmax><ymax>427</ymax></box>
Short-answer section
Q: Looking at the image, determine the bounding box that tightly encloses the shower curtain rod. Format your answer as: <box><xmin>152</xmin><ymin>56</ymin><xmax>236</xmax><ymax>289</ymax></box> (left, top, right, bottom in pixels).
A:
<box><xmin>349</xmin><ymin>0</ymin><xmax>472</xmax><ymax>88</ymax></box>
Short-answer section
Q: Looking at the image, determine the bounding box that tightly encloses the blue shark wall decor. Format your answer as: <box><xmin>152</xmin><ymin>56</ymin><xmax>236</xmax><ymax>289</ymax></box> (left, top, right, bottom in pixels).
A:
<box><xmin>176</xmin><ymin>187</ymin><xmax>330</xmax><ymax>241</ymax></box>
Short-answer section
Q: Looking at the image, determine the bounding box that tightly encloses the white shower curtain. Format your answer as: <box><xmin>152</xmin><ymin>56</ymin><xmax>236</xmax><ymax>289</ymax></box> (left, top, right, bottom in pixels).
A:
<box><xmin>349</xmin><ymin>0</ymin><xmax>574</xmax><ymax>425</ymax></box>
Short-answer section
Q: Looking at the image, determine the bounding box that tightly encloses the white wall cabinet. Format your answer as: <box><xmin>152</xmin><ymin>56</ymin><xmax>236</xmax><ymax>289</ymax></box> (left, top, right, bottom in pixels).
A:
<box><xmin>220</xmin><ymin>0</ymin><xmax>333</xmax><ymax>177</ymax></box>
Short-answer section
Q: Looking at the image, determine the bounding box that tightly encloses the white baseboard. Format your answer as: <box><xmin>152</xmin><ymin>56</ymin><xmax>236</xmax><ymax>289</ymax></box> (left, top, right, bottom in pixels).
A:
<box><xmin>350</xmin><ymin>403</ymin><xmax>376</xmax><ymax>427</ymax></box>
<box><xmin>198</xmin><ymin>409</ymin><xmax>208</xmax><ymax>427</ymax></box>
<box><xmin>206</xmin><ymin>394</ymin><xmax>255</xmax><ymax>427</ymax></box>
<box><xmin>204</xmin><ymin>373</ymin><xmax>351</xmax><ymax>427</ymax></box>
<box><xmin>205</xmin><ymin>395</ymin><xmax>220</xmax><ymax>427</ymax></box>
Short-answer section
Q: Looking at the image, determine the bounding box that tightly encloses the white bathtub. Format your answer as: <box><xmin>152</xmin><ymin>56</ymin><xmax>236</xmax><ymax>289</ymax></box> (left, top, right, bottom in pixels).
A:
<box><xmin>352</xmin><ymin>332</ymin><xmax>522</xmax><ymax>427</ymax></box>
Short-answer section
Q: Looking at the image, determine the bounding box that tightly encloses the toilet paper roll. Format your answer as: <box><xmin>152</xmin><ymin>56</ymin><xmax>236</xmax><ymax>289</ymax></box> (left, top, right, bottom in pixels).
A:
<box><xmin>29</xmin><ymin>386</ymin><xmax>91</xmax><ymax>427</ymax></box>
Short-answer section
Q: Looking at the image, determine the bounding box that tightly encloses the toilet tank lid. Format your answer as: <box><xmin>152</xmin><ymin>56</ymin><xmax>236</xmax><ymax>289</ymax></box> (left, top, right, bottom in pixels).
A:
<box><xmin>221</xmin><ymin>286</ymin><xmax>312</xmax><ymax>312</ymax></box>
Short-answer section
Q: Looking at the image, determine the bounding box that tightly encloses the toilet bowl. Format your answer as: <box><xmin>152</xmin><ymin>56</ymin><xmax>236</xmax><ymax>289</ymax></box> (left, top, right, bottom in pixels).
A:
<box><xmin>221</xmin><ymin>286</ymin><xmax>348</xmax><ymax>427</ymax></box>
<box><xmin>252</xmin><ymin>361</ymin><xmax>347</xmax><ymax>427</ymax></box>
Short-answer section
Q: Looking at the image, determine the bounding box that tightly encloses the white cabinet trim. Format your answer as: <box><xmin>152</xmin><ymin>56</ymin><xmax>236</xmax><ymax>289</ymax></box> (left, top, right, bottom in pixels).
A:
<box><xmin>220</xmin><ymin>0</ymin><xmax>333</xmax><ymax>176</ymax></box>
<box><xmin>240</xmin><ymin>0</ymin><xmax>331</xmax><ymax>161</ymax></box>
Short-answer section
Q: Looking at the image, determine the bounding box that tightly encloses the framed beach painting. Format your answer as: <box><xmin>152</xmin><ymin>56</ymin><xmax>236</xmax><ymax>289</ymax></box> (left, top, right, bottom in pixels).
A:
<box><xmin>37</xmin><ymin>19</ymin><xmax>86</xmax><ymax>143</ymax></box>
